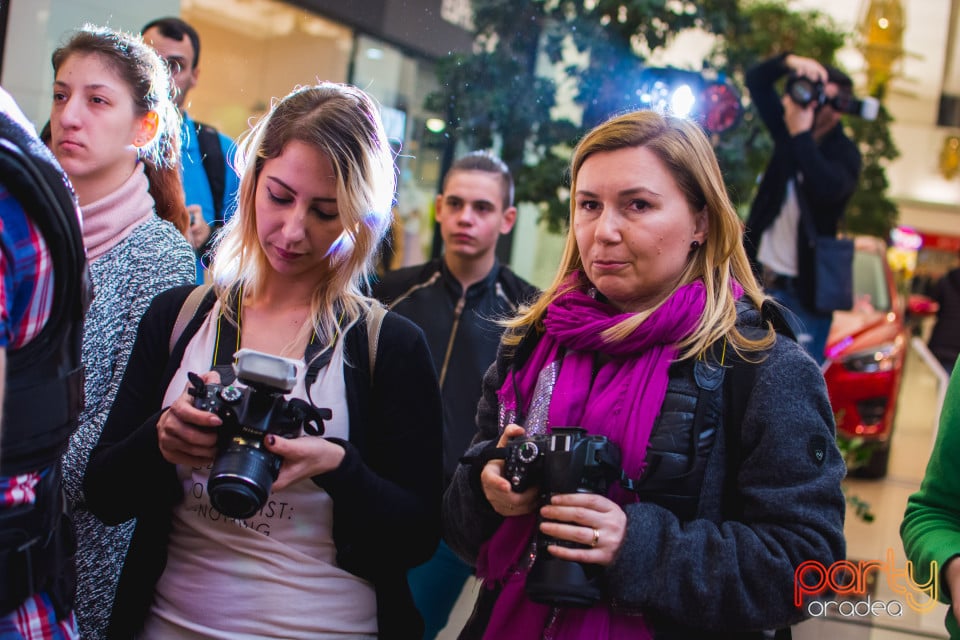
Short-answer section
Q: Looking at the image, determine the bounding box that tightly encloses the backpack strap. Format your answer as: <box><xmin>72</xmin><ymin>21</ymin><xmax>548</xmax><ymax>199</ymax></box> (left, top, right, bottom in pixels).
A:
<box><xmin>721</xmin><ymin>299</ymin><xmax>795</xmax><ymax>640</ymax></box>
<box><xmin>195</xmin><ymin>122</ymin><xmax>226</xmax><ymax>220</ymax></box>
<box><xmin>723</xmin><ymin>299</ymin><xmax>796</xmax><ymax>512</ymax></box>
<box><xmin>722</xmin><ymin>346</ymin><xmax>754</xmax><ymax>517</ymax></box>
<box><xmin>170</xmin><ymin>284</ymin><xmax>214</xmax><ymax>354</ymax></box>
<box><xmin>366</xmin><ymin>302</ymin><xmax>387</xmax><ymax>380</ymax></box>
<box><xmin>759</xmin><ymin>299</ymin><xmax>797</xmax><ymax>342</ymax></box>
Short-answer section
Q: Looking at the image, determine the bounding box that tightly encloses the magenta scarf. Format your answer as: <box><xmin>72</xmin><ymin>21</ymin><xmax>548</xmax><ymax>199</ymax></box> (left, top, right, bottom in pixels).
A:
<box><xmin>476</xmin><ymin>275</ymin><xmax>710</xmax><ymax>640</ymax></box>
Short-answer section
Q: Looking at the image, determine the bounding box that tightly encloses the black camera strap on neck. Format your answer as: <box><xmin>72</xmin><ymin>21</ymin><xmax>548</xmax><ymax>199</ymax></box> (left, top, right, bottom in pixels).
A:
<box><xmin>210</xmin><ymin>293</ymin><xmax>342</xmax><ymax>399</ymax></box>
<box><xmin>211</xmin><ymin>308</ymin><xmax>240</xmax><ymax>385</ymax></box>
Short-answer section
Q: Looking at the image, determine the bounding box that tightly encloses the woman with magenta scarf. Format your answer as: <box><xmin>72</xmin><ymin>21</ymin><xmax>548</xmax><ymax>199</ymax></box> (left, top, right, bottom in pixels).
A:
<box><xmin>442</xmin><ymin>110</ymin><xmax>846</xmax><ymax>639</ymax></box>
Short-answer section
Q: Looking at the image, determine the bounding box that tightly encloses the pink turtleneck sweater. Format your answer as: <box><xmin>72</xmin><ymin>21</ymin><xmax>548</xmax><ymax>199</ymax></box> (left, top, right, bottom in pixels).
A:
<box><xmin>81</xmin><ymin>162</ymin><xmax>154</xmax><ymax>261</ymax></box>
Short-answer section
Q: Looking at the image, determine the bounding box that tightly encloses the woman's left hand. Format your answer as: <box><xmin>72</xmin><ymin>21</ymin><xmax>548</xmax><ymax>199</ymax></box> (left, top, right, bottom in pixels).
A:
<box><xmin>262</xmin><ymin>435</ymin><xmax>346</xmax><ymax>491</ymax></box>
<box><xmin>538</xmin><ymin>493</ymin><xmax>627</xmax><ymax>566</ymax></box>
<box><xmin>186</xmin><ymin>205</ymin><xmax>211</xmax><ymax>249</ymax></box>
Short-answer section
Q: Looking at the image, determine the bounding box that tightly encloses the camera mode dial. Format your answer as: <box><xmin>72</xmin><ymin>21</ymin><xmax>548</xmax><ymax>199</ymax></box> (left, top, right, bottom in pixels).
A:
<box><xmin>517</xmin><ymin>441</ymin><xmax>539</xmax><ymax>463</ymax></box>
<box><xmin>219</xmin><ymin>386</ymin><xmax>242</xmax><ymax>402</ymax></box>
<box><xmin>505</xmin><ymin>440</ymin><xmax>542</xmax><ymax>493</ymax></box>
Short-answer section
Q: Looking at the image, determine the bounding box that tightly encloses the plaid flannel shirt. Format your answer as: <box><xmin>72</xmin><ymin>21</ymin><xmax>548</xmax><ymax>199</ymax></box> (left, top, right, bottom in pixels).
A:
<box><xmin>1</xmin><ymin>184</ymin><xmax>78</xmax><ymax>639</ymax></box>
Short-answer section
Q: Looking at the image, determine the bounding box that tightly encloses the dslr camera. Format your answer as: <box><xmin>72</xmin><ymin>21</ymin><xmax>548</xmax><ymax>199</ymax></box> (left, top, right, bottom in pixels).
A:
<box><xmin>188</xmin><ymin>349</ymin><xmax>331</xmax><ymax>519</ymax></box>
<box><xmin>784</xmin><ymin>74</ymin><xmax>879</xmax><ymax>121</ymax></box>
<box><xmin>501</xmin><ymin>427</ymin><xmax>622</xmax><ymax>607</ymax></box>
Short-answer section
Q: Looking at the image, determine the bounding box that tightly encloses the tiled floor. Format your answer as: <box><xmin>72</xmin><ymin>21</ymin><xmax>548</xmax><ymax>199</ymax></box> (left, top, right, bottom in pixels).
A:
<box><xmin>438</xmin><ymin>332</ymin><xmax>955</xmax><ymax>639</ymax></box>
<box><xmin>793</xmin><ymin>337</ymin><xmax>952</xmax><ymax>640</ymax></box>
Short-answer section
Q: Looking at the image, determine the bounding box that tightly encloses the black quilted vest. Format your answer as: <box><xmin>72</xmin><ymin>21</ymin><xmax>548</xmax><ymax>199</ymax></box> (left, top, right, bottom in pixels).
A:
<box><xmin>0</xmin><ymin>112</ymin><xmax>90</xmax><ymax>474</ymax></box>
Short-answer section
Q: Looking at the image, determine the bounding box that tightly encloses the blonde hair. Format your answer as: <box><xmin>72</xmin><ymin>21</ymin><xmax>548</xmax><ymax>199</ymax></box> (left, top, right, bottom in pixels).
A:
<box><xmin>210</xmin><ymin>83</ymin><xmax>395</xmax><ymax>348</ymax></box>
<box><xmin>506</xmin><ymin>110</ymin><xmax>774</xmax><ymax>360</ymax></box>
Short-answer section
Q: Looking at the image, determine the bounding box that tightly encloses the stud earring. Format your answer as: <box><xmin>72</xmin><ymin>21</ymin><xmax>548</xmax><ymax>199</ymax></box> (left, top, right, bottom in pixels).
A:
<box><xmin>690</xmin><ymin>240</ymin><xmax>701</xmax><ymax>251</ymax></box>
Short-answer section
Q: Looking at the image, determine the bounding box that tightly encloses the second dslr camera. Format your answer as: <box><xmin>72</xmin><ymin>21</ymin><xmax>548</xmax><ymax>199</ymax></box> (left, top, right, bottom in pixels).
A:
<box><xmin>188</xmin><ymin>349</ymin><xmax>331</xmax><ymax>520</ymax></box>
<box><xmin>501</xmin><ymin>427</ymin><xmax>622</xmax><ymax>608</ymax></box>
<box><xmin>785</xmin><ymin>74</ymin><xmax>879</xmax><ymax>121</ymax></box>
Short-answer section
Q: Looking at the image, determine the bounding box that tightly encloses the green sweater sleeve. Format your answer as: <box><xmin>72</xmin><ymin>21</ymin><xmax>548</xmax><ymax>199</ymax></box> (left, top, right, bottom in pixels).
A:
<box><xmin>901</xmin><ymin>365</ymin><xmax>960</xmax><ymax>632</ymax></box>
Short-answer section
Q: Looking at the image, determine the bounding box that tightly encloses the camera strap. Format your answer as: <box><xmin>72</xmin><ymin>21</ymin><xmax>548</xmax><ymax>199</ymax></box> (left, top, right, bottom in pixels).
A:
<box><xmin>460</xmin><ymin>442</ymin><xmax>507</xmax><ymax>468</ymax></box>
<box><xmin>208</xmin><ymin>304</ymin><xmax>330</xmax><ymax>381</ymax></box>
<box><xmin>210</xmin><ymin>306</ymin><xmax>242</xmax><ymax>384</ymax></box>
<box><xmin>208</xmin><ymin>297</ymin><xmax>384</xmax><ymax>398</ymax></box>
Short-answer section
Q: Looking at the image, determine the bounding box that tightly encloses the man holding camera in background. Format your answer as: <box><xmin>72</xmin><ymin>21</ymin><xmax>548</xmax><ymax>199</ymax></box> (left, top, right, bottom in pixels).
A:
<box><xmin>744</xmin><ymin>52</ymin><xmax>865</xmax><ymax>364</ymax></box>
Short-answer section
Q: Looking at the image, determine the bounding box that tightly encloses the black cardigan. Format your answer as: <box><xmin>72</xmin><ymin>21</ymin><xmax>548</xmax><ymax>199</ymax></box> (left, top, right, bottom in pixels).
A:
<box><xmin>83</xmin><ymin>285</ymin><xmax>443</xmax><ymax>639</ymax></box>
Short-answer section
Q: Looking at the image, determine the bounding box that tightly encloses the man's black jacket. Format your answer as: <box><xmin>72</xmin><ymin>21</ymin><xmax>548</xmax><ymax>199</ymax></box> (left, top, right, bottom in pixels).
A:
<box><xmin>373</xmin><ymin>258</ymin><xmax>538</xmax><ymax>484</ymax></box>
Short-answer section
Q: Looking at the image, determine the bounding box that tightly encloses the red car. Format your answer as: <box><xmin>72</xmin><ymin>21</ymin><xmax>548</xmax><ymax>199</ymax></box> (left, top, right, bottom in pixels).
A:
<box><xmin>822</xmin><ymin>236</ymin><xmax>908</xmax><ymax>478</ymax></box>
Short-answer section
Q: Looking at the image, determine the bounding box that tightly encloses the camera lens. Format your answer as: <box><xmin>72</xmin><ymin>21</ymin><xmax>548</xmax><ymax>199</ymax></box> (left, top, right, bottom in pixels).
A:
<box><xmin>207</xmin><ymin>442</ymin><xmax>277</xmax><ymax>519</ymax></box>
<box><xmin>526</xmin><ymin>552</ymin><xmax>603</xmax><ymax>607</ymax></box>
<box><xmin>787</xmin><ymin>77</ymin><xmax>817</xmax><ymax>107</ymax></box>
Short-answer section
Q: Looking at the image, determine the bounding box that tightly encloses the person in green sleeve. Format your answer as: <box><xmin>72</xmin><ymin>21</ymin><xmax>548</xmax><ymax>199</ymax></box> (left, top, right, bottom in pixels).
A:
<box><xmin>901</xmin><ymin>365</ymin><xmax>960</xmax><ymax>638</ymax></box>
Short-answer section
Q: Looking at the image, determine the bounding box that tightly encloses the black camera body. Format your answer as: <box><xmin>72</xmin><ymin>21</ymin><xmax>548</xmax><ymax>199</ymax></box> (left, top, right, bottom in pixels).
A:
<box><xmin>784</xmin><ymin>74</ymin><xmax>879</xmax><ymax>120</ymax></box>
<box><xmin>501</xmin><ymin>427</ymin><xmax>622</xmax><ymax>607</ymax></box>
<box><xmin>188</xmin><ymin>349</ymin><xmax>331</xmax><ymax>520</ymax></box>
<box><xmin>504</xmin><ymin>428</ymin><xmax>621</xmax><ymax>496</ymax></box>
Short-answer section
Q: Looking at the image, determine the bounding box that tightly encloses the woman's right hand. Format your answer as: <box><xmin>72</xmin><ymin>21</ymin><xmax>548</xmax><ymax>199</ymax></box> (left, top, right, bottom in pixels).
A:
<box><xmin>481</xmin><ymin>423</ymin><xmax>539</xmax><ymax>517</ymax></box>
<box><xmin>156</xmin><ymin>370</ymin><xmax>223</xmax><ymax>467</ymax></box>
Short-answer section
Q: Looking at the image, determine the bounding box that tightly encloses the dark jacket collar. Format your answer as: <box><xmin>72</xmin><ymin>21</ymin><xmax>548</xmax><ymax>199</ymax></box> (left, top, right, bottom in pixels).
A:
<box><xmin>439</xmin><ymin>257</ymin><xmax>502</xmax><ymax>298</ymax></box>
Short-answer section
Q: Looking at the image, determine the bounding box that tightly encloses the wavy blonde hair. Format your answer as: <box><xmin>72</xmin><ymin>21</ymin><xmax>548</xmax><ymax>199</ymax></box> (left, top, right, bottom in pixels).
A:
<box><xmin>506</xmin><ymin>110</ymin><xmax>774</xmax><ymax>360</ymax></box>
<box><xmin>209</xmin><ymin>83</ymin><xmax>395</xmax><ymax>348</ymax></box>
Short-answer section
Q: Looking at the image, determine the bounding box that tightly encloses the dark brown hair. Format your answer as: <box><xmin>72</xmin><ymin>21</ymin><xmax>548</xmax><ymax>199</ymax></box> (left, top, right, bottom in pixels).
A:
<box><xmin>444</xmin><ymin>150</ymin><xmax>514</xmax><ymax>210</ymax></box>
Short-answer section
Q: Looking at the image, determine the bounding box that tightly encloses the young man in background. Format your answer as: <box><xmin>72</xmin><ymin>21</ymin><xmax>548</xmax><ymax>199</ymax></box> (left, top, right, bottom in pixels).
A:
<box><xmin>374</xmin><ymin>151</ymin><xmax>538</xmax><ymax>638</ymax></box>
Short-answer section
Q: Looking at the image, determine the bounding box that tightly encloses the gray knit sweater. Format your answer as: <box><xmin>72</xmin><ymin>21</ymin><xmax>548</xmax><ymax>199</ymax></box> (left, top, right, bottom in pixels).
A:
<box><xmin>62</xmin><ymin>216</ymin><xmax>194</xmax><ymax>640</ymax></box>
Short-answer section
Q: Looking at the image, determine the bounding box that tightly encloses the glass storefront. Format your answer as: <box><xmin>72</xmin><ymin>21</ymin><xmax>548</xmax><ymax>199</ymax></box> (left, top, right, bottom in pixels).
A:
<box><xmin>1</xmin><ymin>0</ymin><xmax>547</xmax><ymax>280</ymax></box>
<box><xmin>181</xmin><ymin>0</ymin><xmax>444</xmax><ymax>268</ymax></box>
<box><xmin>181</xmin><ymin>0</ymin><xmax>353</xmax><ymax>139</ymax></box>
<box><xmin>350</xmin><ymin>33</ymin><xmax>444</xmax><ymax>268</ymax></box>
